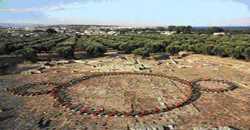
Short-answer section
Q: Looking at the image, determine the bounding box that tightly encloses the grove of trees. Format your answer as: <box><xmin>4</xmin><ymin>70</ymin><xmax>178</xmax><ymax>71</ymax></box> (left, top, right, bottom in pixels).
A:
<box><xmin>74</xmin><ymin>34</ymin><xmax>250</xmax><ymax>60</ymax></box>
<box><xmin>1</xmin><ymin>30</ymin><xmax>250</xmax><ymax>61</ymax></box>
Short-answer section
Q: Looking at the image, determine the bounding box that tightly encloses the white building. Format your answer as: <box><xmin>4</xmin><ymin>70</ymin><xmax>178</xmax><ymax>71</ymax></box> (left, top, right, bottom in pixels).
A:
<box><xmin>213</xmin><ymin>32</ymin><xmax>226</xmax><ymax>36</ymax></box>
<box><xmin>161</xmin><ymin>31</ymin><xmax>176</xmax><ymax>35</ymax></box>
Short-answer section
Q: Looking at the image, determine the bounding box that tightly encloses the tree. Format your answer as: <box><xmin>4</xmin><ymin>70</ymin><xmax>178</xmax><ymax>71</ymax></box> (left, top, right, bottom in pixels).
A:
<box><xmin>165</xmin><ymin>45</ymin><xmax>182</xmax><ymax>54</ymax></box>
<box><xmin>230</xmin><ymin>46</ymin><xmax>245</xmax><ymax>59</ymax></box>
<box><xmin>14</xmin><ymin>47</ymin><xmax>37</xmax><ymax>62</ymax></box>
<box><xmin>46</xmin><ymin>28</ymin><xmax>57</xmax><ymax>34</ymax></box>
<box><xmin>0</xmin><ymin>43</ymin><xmax>7</xmax><ymax>54</ymax></box>
<box><xmin>118</xmin><ymin>43</ymin><xmax>139</xmax><ymax>53</ymax></box>
<box><xmin>156</xmin><ymin>26</ymin><xmax>167</xmax><ymax>31</ymax></box>
<box><xmin>243</xmin><ymin>47</ymin><xmax>250</xmax><ymax>60</ymax></box>
<box><xmin>86</xmin><ymin>43</ymin><xmax>107</xmax><ymax>57</ymax></box>
<box><xmin>75</xmin><ymin>41</ymin><xmax>88</xmax><ymax>51</ymax></box>
<box><xmin>208</xmin><ymin>27</ymin><xmax>224</xmax><ymax>34</ymax></box>
<box><xmin>185</xmin><ymin>26</ymin><xmax>193</xmax><ymax>33</ymax></box>
<box><xmin>212</xmin><ymin>45</ymin><xmax>227</xmax><ymax>57</ymax></box>
<box><xmin>167</xmin><ymin>26</ymin><xmax>192</xmax><ymax>33</ymax></box>
<box><xmin>55</xmin><ymin>46</ymin><xmax>74</xmax><ymax>59</ymax></box>
<box><xmin>144</xmin><ymin>42</ymin><xmax>166</xmax><ymax>53</ymax></box>
<box><xmin>168</xmin><ymin>26</ymin><xmax>176</xmax><ymax>31</ymax></box>
<box><xmin>200</xmin><ymin>44</ymin><xmax>215</xmax><ymax>55</ymax></box>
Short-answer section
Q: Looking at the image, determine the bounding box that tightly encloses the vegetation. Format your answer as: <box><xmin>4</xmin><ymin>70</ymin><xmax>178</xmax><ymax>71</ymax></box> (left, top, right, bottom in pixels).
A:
<box><xmin>132</xmin><ymin>48</ymin><xmax>150</xmax><ymax>57</ymax></box>
<box><xmin>243</xmin><ymin>47</ymin><xmax>250</xmax><ymax>60</ymax></box>
<box><xmin>153</xmin><ymin>53</ymin><xmax>170</xmax><ymax>60</ymax></box>
<box><xmin>85</xmin><ymin>43</ymin><xmax>107</xmax><ymax>57</ymax></box>
<box><xmin>74</xmin><ymin>34</ymin><xmax>250</xmax><ymax>60</ymax></box>
<box><xmin>1</xmin><ymin>29</ymin><xmax>250</xmax><ymax>61</ymax></box>
<box><xmin>55</xmin><ymin>46</ymin><xmax>74</xmax><ymax>59</ymax></box>
<box><xmin>13</xmin><ymin>47</ymin><xmax>37</xmax><ymax>61</ymax></box>
<box><xmin>167</xmin><ymin>26</ymin><xmax>192</xmax><ymax>33</ymax></box>
<box><xmin>46</xmin><ymin>28</ymin><xmax>57</xmax><ymax>34</ymax></box>
<box><xmin>0</xmin><ymin>42</ymin><xmax>7</xmax><ymax>54</ymax></box>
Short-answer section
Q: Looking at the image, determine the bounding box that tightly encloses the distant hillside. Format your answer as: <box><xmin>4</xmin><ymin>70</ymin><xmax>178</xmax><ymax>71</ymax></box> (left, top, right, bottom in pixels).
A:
<box><xmin>194</xmin><ymin>26</ymin><xmax>250</xmax><ymax>30</ymax></box>
<box><xmin>0</xmin><ymin>23</ymin><xmax>43</xmax><ymax>29</ymax></box>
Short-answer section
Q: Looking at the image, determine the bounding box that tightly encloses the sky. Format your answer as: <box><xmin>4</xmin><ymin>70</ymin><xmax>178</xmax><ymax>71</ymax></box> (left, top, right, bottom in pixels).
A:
<box><xmin>0</xmin><ymin>0</ymin><xmax>250</xmax><ymax>26</ymax></box>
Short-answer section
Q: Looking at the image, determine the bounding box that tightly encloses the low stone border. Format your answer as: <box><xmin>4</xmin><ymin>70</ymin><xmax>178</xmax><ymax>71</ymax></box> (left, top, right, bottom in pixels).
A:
<box><xmin>191</xmin><ymin>78</ymin><xmax>238</xmax><ymax>93</ymax></box>
<box><xmin>52</xmin><ymin>72</ymin><xmax>193</xmax><ymax>117</ymax></box>
<box><xmin>6</xmin><ymin>82</ymin><xmax>58</xmax><ymax>96</ymax></box>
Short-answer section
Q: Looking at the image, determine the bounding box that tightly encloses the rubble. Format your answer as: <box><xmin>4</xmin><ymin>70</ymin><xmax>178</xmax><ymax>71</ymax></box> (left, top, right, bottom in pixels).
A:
<box><xmin>55</xmin><ymin>60</ymin><xmax>71</xmax><ymax>65</ymax></box>
<box><xmin>73</xmin><ymin>60</ymin><xmax>87</xmax><ymax>64</ymax></box>
<box><xmin>44</xmin><ymin>60</ymin><xmax>75</xmax><ymax>66</ymax></box>
<box><xmin>22</xmin><ymin>69</ymin><xmax>42</xmax><ymax>75</ymax></box>
<box><xmin>178</xmin><ymin>51</ymin><xmax>192</xmax><ymax>58</ymax></box>
<box><xmin>138</xmin><ymin>64</ymin><xmax>147</xmax><ymax>70</ymax></box>
<box><xmin>118</xmin><ymin>56</ymin><xmax>128</xmax><ymax>60</ymax></box>
<box><xmin>38</xmin><ymin>117</ymin><xmax>51</xmax><ymax>129</ymax></box>
<box><xmin>44</xmin><ymin>62</ymin><xmax>55</xmax><ymax>67</ymax></box>
<box><xmin>177</xmin><ymin>65</ymin><xmax>193</xmax><ymax>69</ymax></box>
<box><xmin>38</xmin><ymin>65</ymin><xmax>50</xmax><ymax>71</ymax></box>
<box><xmin>129</xmin><ymin>123</ymin><xmax>176</xmax><ymax>130</ymax></box>
<box><xmin>133</xmin><ymin>57</ymin><xmax>140</xmax><ymax>64</ymax></box>
<box><xmin>170</xmin><ymin>58</ymin><xmax>178</xmax><ymax>65</ymax></box>
<box><xmin>68</xmin><ymin>60</ymin><xmax>76</xmax><ymax>64</ymax></box>
<box><xmin>30</xmin><ymin>70</ymin><xmax>42</xmax><ymax>74</ymax></box>
<box><xmin>157</xmin><ymin>60</ymin><xmax>164</xmax><ymax>65</ymax></box>
<box><xmin>153</xmin><ymin>53</ymin><xmax>170</xmax><ymax>60</ymax></box>
<box><xmin>193</xmin><ymin>126</ymin><xmax>240</xmax><ymax>130</ymax></box>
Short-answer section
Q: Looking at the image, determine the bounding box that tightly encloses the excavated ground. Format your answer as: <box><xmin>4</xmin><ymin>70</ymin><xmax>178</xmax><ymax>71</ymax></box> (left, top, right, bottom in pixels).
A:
<box><xmin>0</xmin><ymin>54</ymin><xmax>250</xmax><ymax>130</ymax></box>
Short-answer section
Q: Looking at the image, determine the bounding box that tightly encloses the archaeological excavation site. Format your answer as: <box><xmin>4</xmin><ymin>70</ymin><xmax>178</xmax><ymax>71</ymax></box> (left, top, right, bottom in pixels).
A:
<box><xmin>1</xmin><ymin>54</ymin><xmax>250</xmax><ymax>130</ymax></box>
<box><xmin>2</xmin><ymin>0</ymin><xmax>250</xmax><ymax>129</ymax></box>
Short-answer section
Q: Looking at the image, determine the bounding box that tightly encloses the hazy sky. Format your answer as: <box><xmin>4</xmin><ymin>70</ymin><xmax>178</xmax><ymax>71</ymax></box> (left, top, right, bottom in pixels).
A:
<box><xmin>0</xmin><ymin>0</ymin><xmax>250</xmax><ymax>26</ymax></box>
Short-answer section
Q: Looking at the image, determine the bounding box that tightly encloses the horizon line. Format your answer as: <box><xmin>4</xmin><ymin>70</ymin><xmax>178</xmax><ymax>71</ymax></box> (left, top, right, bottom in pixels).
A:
<box><xmin>1</xmin><ymin>22</ymin><xmax>250</xmax><ymax>28</ymax></box>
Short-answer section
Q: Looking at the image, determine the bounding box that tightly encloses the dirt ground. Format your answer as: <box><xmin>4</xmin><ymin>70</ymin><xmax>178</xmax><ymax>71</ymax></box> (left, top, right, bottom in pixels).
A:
<box><xmin>0</xmin><ymin>54</ymin><xmax>250</xmax><ymax>130</ymax></box>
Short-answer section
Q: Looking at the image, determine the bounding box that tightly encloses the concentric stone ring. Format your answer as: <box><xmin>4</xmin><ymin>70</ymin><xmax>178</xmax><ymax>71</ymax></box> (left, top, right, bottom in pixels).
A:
<box><xmin>191</xmin><ymin>78</ymin><xmax>238</xmax><ymax>93</ymax></box>
<box><xmin>54</xmin><ymin>72</ymin><xmax>193</xmax><ymax>117</ymax></box>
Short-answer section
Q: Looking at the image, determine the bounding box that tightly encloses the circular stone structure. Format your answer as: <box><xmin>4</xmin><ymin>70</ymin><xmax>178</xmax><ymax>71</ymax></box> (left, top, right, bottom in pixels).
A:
<box><xmin>192</xmin><ymin>79</ymin><xmax>238</xmax><ymax>93</ymax></box>
<box><xmin>7</xmin><ymin>82</ymin><xmax>58</xmax><ymax>96</ymax></box>
<box><xmin>55</xmin><ymin>72</ymin><xmax>193</xmax><ymax>117</ymax></box>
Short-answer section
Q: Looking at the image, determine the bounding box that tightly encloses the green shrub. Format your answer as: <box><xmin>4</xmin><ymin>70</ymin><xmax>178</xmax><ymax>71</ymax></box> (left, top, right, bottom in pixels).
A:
<box><xmin>14</xmin><ymin>47</ymin><xmax>37</xmax><ymax>61</ymax></box>
<box><xmin>0</xmin><ymin>43</ymin><xmax>7</xmax><ymax>54</ymax></box>
<box><xmin>5</xmin><ymin>43</ymin><xmax>23</xmax><ymax>54</ymax></box>
<box><xmin>165</xmin><ymin>45</ymin><xmax>182</xmax><ymax>54</ymax></box>
<box><xmin>192</xmin><ymin>44</ymin><xmax>204</xmax><ymax>54</ymax></box>
<box><xmin>212</xmin><ymin>45</ymin><xmax>227</xmax><ymax>57</ymax></box>
<box><xmin>118</xmin><ymin>43</ymin><xmax>139</xmax><ymax>53</ymax></box>
<box><xmin>230</xmin><ymin>46</ymin><xmax>245</xmax><ymax>59</ymax></box>
<box><xmin>201</xmin><ymin>45</ymin><xmax>215</xmax><ymax>55</ymax></box>
<box><xmin>75</xmin><ymin>42</ymin><xmax>88</xmax><ymax>51</ymax></box>
<box><xmin>86</xmin><ymin>43</ymin><xmax>107</xmax><ymax>57</ymax></box>
<box><xmin>144</xmin><ymin>42</ymin><xmax>166</xmax><ymax>53</ymax></box>
<box><xmin>55</xmin><ymin>46</ymin><xmax>74</xmax><ymax>59</ymax></box>
<box><xmin>104</xmin><ymin>42</ymin><xmax>120</xmax><ymax>50</ymax></box>
<box><xmin>187</xmin><ymin>44</ymin><xmax>196</xmax><ymax>52</ymax></box>
<box><xmin>132</xmin><ymin>48</ymin><xmax>150</xmax><ymax>57</ymax></box>
<box><xmin>243</xmin><ymin>47</ymin><xmax>250</xmax><ymax>60</ymax></box>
